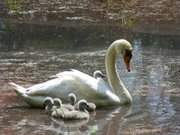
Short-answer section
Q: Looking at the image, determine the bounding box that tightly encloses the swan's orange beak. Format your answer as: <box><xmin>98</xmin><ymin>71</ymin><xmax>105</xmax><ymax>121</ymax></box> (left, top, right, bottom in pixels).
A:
<box><xmin>123</xmin><ymin>50</ymin><xmax>132</xmax><ymax>72</ymax></box>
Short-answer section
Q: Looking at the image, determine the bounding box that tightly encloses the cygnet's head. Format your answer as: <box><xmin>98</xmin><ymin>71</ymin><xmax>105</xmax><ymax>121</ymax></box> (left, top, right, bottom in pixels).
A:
<box><xmin>77</xmin><ymin>99</ymin><xmax>89</xmax><ymax>112</ymax></box>
<box><xmin>93</xmin><ymin>70</ymin><xmax>106</xmax><ymax>79</ymax></box>
<box><xmin>87</xmin><ymin>102</ymin><xmax>96</xmax><ymax>112</ymax></box>
<box><xmin>43</xmin><ymin>97</ymin><xmax>54</xmax><ymax>113</ymax></box>
<box><xmin>113</xmin><ymin>39</ymin><xmax>133</xmax><ymax>72</ymax></box>
<box><xmin>68</xmin><ymin>93</ymin><xmax>77</xmax><ymax>105</ymax></box>
<box><xmin>53</xmin><ymin>98</ymin><xmax>62</xmax><ymax>108</ymax></box>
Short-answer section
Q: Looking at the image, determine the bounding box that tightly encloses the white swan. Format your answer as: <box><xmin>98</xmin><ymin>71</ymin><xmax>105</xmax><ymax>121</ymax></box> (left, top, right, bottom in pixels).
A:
<box><xmin>9</xmin><ymin>39</ymin><xmax>133</xmax><ymax>107</ymax></box>
<box><xmin>93</xmin><ymin>70</ymin><xmax>106</xmax><ymax>79</ymax></box>
<box><xmin>50</xmin><ymin>70</ymin><xmax>104</xmax><ymax>79</ymax></box>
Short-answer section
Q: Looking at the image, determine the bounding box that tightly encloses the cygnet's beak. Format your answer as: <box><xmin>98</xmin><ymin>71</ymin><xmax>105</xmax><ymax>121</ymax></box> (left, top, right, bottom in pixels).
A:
<box><xmin>100</xmin><ymin>73</ymin><xmax>106</xmax><ymax>78</ymax></box>
<box><xmin>123</xmin><ymin>50</ymin><xmax>132</xmax><ymax>72</ymax></box>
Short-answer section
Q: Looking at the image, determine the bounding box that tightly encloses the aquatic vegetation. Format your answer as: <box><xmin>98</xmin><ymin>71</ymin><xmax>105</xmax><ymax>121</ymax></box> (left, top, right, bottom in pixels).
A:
<box><xmin>5</xmin><ymin>0</ymin><xmax>23</xmax><ymax>12</ymax></box>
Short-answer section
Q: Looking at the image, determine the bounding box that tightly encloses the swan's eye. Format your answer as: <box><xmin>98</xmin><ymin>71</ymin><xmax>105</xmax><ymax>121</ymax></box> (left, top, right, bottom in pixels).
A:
<box><xmin>124</xmin><ymin>49</ymin><xmax>132</xmax><ymax>59</ymax></box>
<box><xmin>123</xmin><ymin>49</ymin><xmax>132</xmax><ymax>72</ymax></box>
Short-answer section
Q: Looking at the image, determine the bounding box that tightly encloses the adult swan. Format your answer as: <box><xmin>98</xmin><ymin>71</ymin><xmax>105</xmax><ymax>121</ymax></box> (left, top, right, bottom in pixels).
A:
<box><xmin>9</xmin><ymin>39</ymin><xmax>133</xmax><ymax>107</ymax></box>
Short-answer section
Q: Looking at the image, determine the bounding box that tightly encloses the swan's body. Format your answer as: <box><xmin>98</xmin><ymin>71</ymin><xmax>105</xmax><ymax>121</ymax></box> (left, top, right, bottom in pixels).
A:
<box><xmin>51</xmin><ymin>70</ymin><xmax>105</xmax><ymax>79</ymax></box>
<box><xmin>9</xmin><ymin>39</ymin><xmax>133</xmax><ymax>107</ymax></box>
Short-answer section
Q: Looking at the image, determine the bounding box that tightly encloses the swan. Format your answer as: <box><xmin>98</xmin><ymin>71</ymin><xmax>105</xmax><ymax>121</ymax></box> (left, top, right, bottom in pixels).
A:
<box><xmin>50</xmin><ymin>70</ymin><xmax>104</xmax><ymax>79</ymax></box>
<box><xmin>43</xmin><ymin>97</ymin><xmax>72</xmax><ymax>118</ymax></box>
<box><xmin>44</xmin><ymin>93</ymin><xmax>76</xmax><ymax>115</ymax></box>
<box><xmin>54</xmin><ymin>97</ymin><xmax>74</xmax><ymax>111</ymax></box>
<box><xmin>70</xmin><ymin>92</ymin><xmax>96</xmax><ymax>111</ymax></box>
<box><xmin>9</xmin><ymin>39</ymin><xmax>133</xmax><ymax>107</ymax></box>
<box><xmin>93</xmin><ymin>70</ymin><xmax>106</xmax><ymax>79</ymax></box>
<box><xmin>54</xmin><ymin>70</ymin><xmax>105</xmax><ymax>79</ymax></box>
<box><xmin>86</xmin><ymin>102</ymin><xmax>96</xmax><ymax>112</ymax></box>
<box><xmin>74</xmin><ymin>99</ymin><xmax>96</xmax><ymax>112</ymax></box>
<box><xmin>68</xmin><ymin>93</ymin><xmax>77</xmax><ymax>106</ymax></box>
<box><xmin>52</xmin><ymin>99</ymin><xmax>89</xmax><ymax>120</ymax></box>
<box><xmin>54</xmin><ymin>94</ymin><xmax>96</xmax><ymax>112</ymax></box>
<box><xmin>43</xmin><ymin>97</ymin><xmax>55</xmax><ymax>114</ymax></box>
<box><xmin>51</xmin><ymin>98</ymin><xmax>66</xmax><ymax>118</ymax></box>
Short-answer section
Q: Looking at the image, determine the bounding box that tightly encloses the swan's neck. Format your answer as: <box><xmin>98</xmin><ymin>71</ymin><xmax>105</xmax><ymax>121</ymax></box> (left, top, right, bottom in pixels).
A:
<box><xmin>105</xmin><ymin>44</ymin><xmax>132</xmax><ymax>104</ymax></box>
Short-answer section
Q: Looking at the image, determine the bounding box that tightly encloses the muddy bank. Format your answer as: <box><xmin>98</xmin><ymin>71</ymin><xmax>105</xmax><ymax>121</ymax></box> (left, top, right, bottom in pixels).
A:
<box><xmin>0</xmin><ymin>0</ymin><xmax>180</xmax><ymax>34</ymax></box>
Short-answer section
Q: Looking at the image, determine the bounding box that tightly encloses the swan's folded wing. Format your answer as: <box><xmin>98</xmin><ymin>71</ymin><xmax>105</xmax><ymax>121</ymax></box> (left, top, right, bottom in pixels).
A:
<box><xmin>25</xmin><ymin>70</ymin><xmax>113</xmax><ymax>103</ymax></box>
<box><xmin>50</xmin><ymin>69</ymin><xmax>78</xmax><ymax>78</ymax></box>
<box><xmin>26</xmin><ymin>78</ymin><xmax>63</xmax><ymax>96</ymax></box>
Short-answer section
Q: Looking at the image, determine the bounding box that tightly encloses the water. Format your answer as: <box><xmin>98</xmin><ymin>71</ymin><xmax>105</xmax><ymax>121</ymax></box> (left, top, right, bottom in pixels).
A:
<box><xmin>0</xmin><ymin>22</ymin><xmax>180</xmax><ymax>135</ymax></box>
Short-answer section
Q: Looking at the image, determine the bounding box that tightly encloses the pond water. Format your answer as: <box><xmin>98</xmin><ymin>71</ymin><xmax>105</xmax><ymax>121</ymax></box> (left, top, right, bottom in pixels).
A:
<box><xmin>0</xmin><ymin>22</ymin><xmax>180</xmax><ymax>135</ymax></box>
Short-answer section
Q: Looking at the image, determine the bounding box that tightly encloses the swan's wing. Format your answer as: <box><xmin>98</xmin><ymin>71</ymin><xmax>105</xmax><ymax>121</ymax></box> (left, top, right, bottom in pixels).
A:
<box><xmin>48</xmin><ymin>71</ymin><xmax>66</xmax><ymax>79</ymax></box>
<box><xmin>26</xmin><ymin>78</ymin><xmax>63</xmax><ymax>96</ymax></box>
<box><xmin>54</xmin><ymin>69</ymin><xmax>85</xmax><ymax>77</ymax></box>
<box><xmin>25</xmin><ymin>70</ymin><xmax>116</xmax><ymax>104</ymax></box>
<box><xmin>48</xmin><ymin>75</ymin><xmax>59</xmax><ymax>79</ymax></box>
<box><xmin>26</xmin><ymin>70</ymin><xmax>98</xmax><ymax>96</ymax></box>
<box><xmin>28</xmin><ymin>70</ymin><xmax>79</xmax><ymax>93</ymax></box>
<box><xmin>50</xmin><ymin>69</ymin><xmax>77</xmax><ymax>78</ymax></box>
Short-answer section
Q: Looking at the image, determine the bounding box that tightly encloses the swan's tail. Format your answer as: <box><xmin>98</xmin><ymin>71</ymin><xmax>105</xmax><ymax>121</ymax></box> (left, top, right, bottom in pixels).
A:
<box><xmin>9</xmin><ymin>82</ymin><xmax>26</xmax><ymax>96</ymax></box>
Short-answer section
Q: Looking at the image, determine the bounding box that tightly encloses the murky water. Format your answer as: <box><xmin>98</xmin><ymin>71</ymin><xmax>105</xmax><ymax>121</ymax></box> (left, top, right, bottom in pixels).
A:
<box><xmin>0</xmin><ymin>22</ymin><xmax>180</xmax><ymax>135</ymax></box>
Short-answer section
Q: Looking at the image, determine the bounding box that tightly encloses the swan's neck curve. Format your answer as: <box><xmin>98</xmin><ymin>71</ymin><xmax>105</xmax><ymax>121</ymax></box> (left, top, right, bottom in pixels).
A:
<box><xmin>105</xmin><ymin>44</ymin><xmax>132</xmax><ymax>104</ymax></box>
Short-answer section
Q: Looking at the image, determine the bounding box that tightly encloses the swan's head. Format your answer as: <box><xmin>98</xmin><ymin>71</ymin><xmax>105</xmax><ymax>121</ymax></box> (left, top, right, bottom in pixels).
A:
<box><xmin>43</xmin><ymin>97</ymin><xmax>54</xmax><ymax>113</ymax></box>
<box><xmin>77</xmin><ymin>99</ymin><xmax>89</xmax><ymax>112</ymax></box>
<box><xmin>93</xmin><ymin>70</ymin><xmax>106</xmax><ymax>79</ymax></box>
<box><xmin>53</xmin><ymin>98</ymin><xmax>62</xmax><ymax>108</ymax></box>
<box><xmin>68</xmin><ymin>93</ymin><xmax>77</xmax><ymax>105</ymax></box>
<box><xmin>114</xmin><ymin>39</ymin><xmax>133</xmax><ymax>72</ymax></box>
